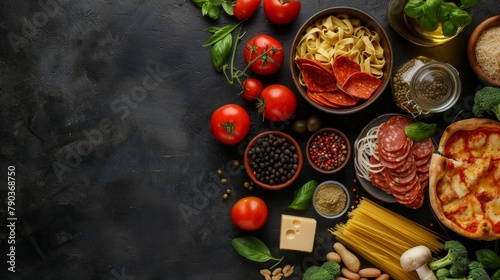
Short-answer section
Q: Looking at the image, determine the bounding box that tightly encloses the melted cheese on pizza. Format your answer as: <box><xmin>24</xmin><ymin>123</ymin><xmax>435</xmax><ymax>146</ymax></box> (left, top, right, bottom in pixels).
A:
<box><xmin>431</xmin><ymin>120</ymin><xmax>500</xmax><ymax>240</ymax></box>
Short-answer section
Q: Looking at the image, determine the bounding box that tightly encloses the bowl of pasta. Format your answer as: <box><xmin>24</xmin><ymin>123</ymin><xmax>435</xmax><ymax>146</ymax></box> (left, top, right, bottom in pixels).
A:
<box><xmin>290</xmin><ymin>7</ymin><xmax>393</xmax><ymax>114</ymax></box>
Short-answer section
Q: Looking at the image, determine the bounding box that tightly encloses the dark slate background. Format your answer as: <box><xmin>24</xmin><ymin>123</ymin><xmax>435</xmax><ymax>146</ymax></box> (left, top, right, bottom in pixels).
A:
<box><xmin>0</xmin><ymin>0</ymin><xmax>498</xmax><ymax>279</ymax></box>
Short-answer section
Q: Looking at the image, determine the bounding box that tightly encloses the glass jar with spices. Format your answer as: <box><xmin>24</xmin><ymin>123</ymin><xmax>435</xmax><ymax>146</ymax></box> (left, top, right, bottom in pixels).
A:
<box><xmin>391</xmin><ymin>56</ymin><xmax>461</xmax><ymax>118</ymax></box>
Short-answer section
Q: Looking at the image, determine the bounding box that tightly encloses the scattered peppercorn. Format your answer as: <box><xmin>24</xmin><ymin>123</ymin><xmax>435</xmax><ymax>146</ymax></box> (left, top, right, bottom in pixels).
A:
<box><xmin>308</xmin><ymin>131</ymin><xmax>348</xmax><ymax>171</ymax></box>
<box><xmin>221</xmin><ymin>178</ymin><xmax>228</xmax><ymax>184</ymax></box>
<box><xmin>247</xmin><ymin>134</ymin><xmax>299</xmax><ymax>185</ymax></box>
<box><xmin>223</xmin><ymin>193</ymin><xmax>229</xmax><ymax>200</ymax></box>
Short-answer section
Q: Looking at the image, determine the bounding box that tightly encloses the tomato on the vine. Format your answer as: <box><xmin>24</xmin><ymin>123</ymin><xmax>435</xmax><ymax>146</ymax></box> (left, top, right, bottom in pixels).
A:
<box><xmin>263</xmin><ymin>0</ymin><xmax>301</xmax><ymax>25</ymax></box>
<box><xmin>210</xmin><ymin>104</ymin><xmax>250</xmax><ymax>145</ymax></box>
<box><xmin>231</xmin><ymin>196</ymin><xmax>268</xmax><ymax>231</ymax></box>
<box><xmin>259</xmin><ymin>84</ymin><xmax>297</xmax><ymax>122</ymax></box>
<box><xmin>241</xmin><ymin>78</ymin><xmax>263</xmax><ymax>101</ymax></box>
<box><xmin>233</xmin><ymin>0</ymin><xmax>261</xmax><ymax>21</ymax></box>
<box><xmin>244</xmin><ymin>34</ymin><xmax>284</xmax><ymax>76</ymax></box>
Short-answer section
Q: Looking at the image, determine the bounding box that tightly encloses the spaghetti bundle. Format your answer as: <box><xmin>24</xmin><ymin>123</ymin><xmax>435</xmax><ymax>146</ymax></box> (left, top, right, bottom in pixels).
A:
<box><xmin>329</xmin><ymin>198</ymin><xmax>445</xmax><ymax>280</ymax></box>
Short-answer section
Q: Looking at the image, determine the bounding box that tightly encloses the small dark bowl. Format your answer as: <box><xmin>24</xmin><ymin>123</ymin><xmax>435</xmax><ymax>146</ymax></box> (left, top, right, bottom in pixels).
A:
<box><xmin>468</xmin><ymin>15</ymin><xmax>500</xmax><ymax>87</ymax></box>
<box><xmin>244</xmin><ymin>131</ymin><xmax>303</xmax><ymax>190</ymax></box>
<box><xmin>306</xmin><ymin>128</ymin><xmax>351</xmax><ymax>174</ymax></box>
<box><xmin>290</xmin><ymin>7</ymin><xmax>393</xmax><ymax>114</ymax></box>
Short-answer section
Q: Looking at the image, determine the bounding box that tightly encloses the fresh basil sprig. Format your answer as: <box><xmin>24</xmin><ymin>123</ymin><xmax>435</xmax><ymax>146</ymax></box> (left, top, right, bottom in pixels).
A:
<box><xmin>231</xmin><ymin>236</ymin><xmax>284</xmax><ymax>269</ymax></box>
<box><xmin>404</xmin><ymin>0</ymin><xmax>484</xmax><ymax>36</ymax></box>
<box><xmin>288</xmin><ymin>180</ymin><xmax>317</xmax><ymax>210</ymax></box>
<box><xmin>190</xmin><ymin>0</ymin><xmax>233</xmax><ymax>20</ymax></box>
<box><xmin>404</xmin><ymin>122</ymin><xmax>436</xmax><ymax>141</ymax></box>
<box><xmin>203</xmin><ymin>23</ymin><xmax>243</xmax><ymax>72</ymax></box>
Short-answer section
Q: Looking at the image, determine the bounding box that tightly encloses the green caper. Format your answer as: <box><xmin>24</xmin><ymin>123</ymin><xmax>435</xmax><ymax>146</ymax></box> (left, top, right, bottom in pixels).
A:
<box><xmin>306</xmin><ymin>115</ymin><xmax>322</xmax><ymax>132</ymax></box>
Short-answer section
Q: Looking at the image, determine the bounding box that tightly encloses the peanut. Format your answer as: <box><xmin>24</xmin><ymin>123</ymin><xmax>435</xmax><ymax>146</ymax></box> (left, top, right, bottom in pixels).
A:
<box><xmin>260</xmin><ymin>269</ymin><xmax>271</xmax><ymax>276</ymax></box>
<box><xmin>376</xmin><ymin>273</ymin><xmax>390</xmax><ymax>280</ymax></box>
<box><xmin>358</xmin><ymin>267</ymin><xmax>382</xmax><ymax>278</ymax></box>
<box><xmin>341</xmin><ymin>267</ymin><xmax>360</xmax><ymax>280</ymax></box>
<box><xmin>283</xmin><ymin>265</ymin><xmax>294</xmax><ymax>277</ymax></box>
<box><xmin>272</xmin><ymin>267</ymin><xmax>282</xmax><ymax>276</ymax></box>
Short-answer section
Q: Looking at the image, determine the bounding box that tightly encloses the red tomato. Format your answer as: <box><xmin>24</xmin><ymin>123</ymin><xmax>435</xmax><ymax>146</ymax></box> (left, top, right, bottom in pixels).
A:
<box><xmin>241</xmin><ymin>78</ymin><xmax>263</xmax><ymax>101</ymax></box>
<box><xmin>259</xmin><ymin>84</ymin><xmax>297</xmax><ymax>122</ymax></box>
<box><xmin>210</xmin><ymin>104</ymin><xmax>250</xmax><ymax>145</ymax></box>
<box><xmin>263</xmin><ymin>0</ymin><xmax>301</xmax><ymax>24</ymax></box>
<box><xmin>231</xmin><ymin>196</ymin><xmax>268</xmax><ymax>231</ymax></box>
<box><xmin>233</xmin><ymin>0</ymin><xmax>261</xmax><ymax>20</ymax></box>
<box><xmin>244</xmin><ymin>34</ymin><xmax>284</xmax><ymax>75</ymax></box>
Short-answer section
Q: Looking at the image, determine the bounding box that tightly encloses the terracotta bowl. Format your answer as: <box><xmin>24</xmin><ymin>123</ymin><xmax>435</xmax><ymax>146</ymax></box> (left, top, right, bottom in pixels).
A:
<box><xmin>306</xmin><ymin>128</ymin><xmax>351</xmax><ymax>174</ymax></box>
<box><xmin>290</xmin><ymin>7</ymin><xmax>393</xmax><ymax>114</ymax></box>
<box><xmin>244</xmin><ymin>131</ymin><xmax>303</xmax><ymax>190</ymax></box>
<box><xmin>467</xmin><ymin>15</ymin><xmax>500</xmax><ymax>87</ymax></box>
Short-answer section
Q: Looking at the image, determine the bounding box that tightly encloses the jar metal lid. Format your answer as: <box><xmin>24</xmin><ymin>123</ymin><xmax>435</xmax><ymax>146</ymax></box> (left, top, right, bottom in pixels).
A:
<box><xmin>409</xmin><ymin>62</ymin><xmax>461</xmax><ymax>112</ymax></box>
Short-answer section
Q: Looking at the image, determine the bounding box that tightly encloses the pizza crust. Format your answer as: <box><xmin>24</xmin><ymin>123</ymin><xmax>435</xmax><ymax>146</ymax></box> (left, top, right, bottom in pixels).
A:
<box><xmin>429</xmin><ymin>118</ymin><xmax>500</xmax><ymax>241</ymax></box>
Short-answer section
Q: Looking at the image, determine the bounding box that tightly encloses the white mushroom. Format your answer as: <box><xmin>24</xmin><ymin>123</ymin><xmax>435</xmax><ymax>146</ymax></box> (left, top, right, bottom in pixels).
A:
<box><xmin>400</xmin><ymin>245</ymin><xmax>437</xmax><ymax>280</ymax></box>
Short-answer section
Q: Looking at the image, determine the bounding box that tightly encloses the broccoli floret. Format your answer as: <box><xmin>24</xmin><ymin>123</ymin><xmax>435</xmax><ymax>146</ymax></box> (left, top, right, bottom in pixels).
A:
<box><xmin>436</xmin><ymin>267</ymin><xmax>451</xmax><ymax>280</ymax></box>
<box><xmin>429</xmin><ymin>240</ymin><xmax>469</xmax><ymax>277</ymax></box>
<box><xmin>320</xmin><ymin>261</ymin><xmax>341</xmax><ymax>277</ymax></box>
<box><xmin>467</xmin><ymin>261</ymin><xmax>491</xmax><ymax>280</ymax></box>
<box><xmin>302</xmin><ymin>265</ymin><xmax>331</xmax><ymax>280</ymax></box>
<box><xmin>472</xmin><ymin>86</ymin><xmax>500</xmax><ymax>121</ymax></box>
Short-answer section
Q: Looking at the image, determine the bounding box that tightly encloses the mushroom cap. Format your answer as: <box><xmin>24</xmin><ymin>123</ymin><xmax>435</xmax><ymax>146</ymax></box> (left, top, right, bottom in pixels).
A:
<box><xmin>400</xmin><ymin>245</ymin><xmax>433</xmax><ymax>272</ymax></box>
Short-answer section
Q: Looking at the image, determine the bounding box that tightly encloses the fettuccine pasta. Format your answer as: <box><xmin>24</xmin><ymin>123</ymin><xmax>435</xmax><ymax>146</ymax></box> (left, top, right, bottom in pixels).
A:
<box><xmin>295</xmin><ymin>14</ymin><xmax>385</xmax><ymax>79</ymax></box>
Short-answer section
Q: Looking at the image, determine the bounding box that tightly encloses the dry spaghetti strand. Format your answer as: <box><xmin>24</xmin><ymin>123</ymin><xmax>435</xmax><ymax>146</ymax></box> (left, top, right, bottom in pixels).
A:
<box><xmin>329</xmin><ymin>198</ymin><xmax>445</xmax><ymax>280</ymax></box>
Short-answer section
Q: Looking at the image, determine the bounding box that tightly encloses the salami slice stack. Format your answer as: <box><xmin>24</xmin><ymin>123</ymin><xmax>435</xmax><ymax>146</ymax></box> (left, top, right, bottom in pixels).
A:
<box><xmin>369</xmin><ymin>116</ymin><xmax>433</xmax><ymax>209</ymax></box>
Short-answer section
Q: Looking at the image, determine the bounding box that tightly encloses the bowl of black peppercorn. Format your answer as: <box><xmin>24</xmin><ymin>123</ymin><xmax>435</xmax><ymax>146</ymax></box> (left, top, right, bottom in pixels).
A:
<box><xmin>244</xmin><ymin>131</ymin><xmax>303</xmax><ymax>190</ymax></box>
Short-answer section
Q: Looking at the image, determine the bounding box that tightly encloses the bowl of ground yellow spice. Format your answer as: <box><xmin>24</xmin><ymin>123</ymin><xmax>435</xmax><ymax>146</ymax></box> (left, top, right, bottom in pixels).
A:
<box><xmin>312</xmin><ymin>180</ymin><xmax>350</xmax><ymax>219</ymax></box>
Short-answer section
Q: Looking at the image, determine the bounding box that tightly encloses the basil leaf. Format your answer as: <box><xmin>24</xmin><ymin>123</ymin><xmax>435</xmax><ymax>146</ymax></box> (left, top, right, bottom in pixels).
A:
<box><xmin>441</xmin><ymin>20</ymin><xmax>458</xmax><ymax>36</ymax></box>
<box><xmin>404</xmin><ymin>0</ymin><xmax>425</xmax><ymax>18</ymax></box>
<box><xmin>207</xmin><ymin>4</ymin><xmax>220</xmax><ymax>20</ymax></box>
<box><xmin>422</xmin><ymin>0</ymin><xmax>441</xmax><ymax>21</ymax></box>
<box><xmin>203</xmin><ymin>24</ymin><xmax>238</xmax><ymax>46</ymax></box>
<box><xmin>404</xmin><ymin>122</ymin><xmax>436</xmax><ymax>141</ymax></box>
<box><xmin>492</xmin><ymin>269</ymin><xmax>500</xmax><ymax>280</ymax></box>
<box><xmin>231</xmin><ymin>236</ymin><xmax>276</xmax><ymax>263</ymax></box>
<box><xmin>476</xmin><ymin>249</ymin><xmax>500</xmax><ymax>269</ymax></box>
<box><xmin>438</xmin><ymin>2</ymin><xmax>455</xmax><ymax>19</ymax></box>
<box><xmin>461</xmin><ymin>0</ymin><xmax>485</xmax><ymax>9</ymax></box>
<box><xmin>190</xmin><ymin>0</ymin><xmax>206</xmax><ymax>8</ymax></box>
<box><xmin>289</xmin><ymin>180</ymin><xmax>317</xmax><ymax>210</ymax></box>
<box><xmin>418</xmin><ymin>15</ymin><xmax>439</xmax><ymax>31</ymax></box>
<box><xmin>210</xmin><ymin>33</ymin><xmax>232</xmax><ymax>72</ymax></box>
<box><xmin>450</xmin><ymin>8</ymin><xmax>472</xmax><ymax>27</ymax></box>
<box><xmin>222</xmin><ymin>1</ymin><xmax>233</xmax><ymax>16</ymax></box>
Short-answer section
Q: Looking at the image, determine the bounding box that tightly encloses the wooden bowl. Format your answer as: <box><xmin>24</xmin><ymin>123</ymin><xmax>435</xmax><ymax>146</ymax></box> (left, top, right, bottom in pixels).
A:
<box><xmin>244</xmin><ymin>131</ymin><xmax>303</xmax><ymax>190</ymax></box>
<box><xmin>467</xmin><ymin>15</ymin><xmax>500</xmax><ymax>87</ymax></box>
<box><xmin>306</xmin><ymin>128</ymin><xmax>351</xmax><ymax>174</ymax></box>
<box><xmin>290</xmin><ymin>7</ymin><xmax>393</xmax><ymax>114</ymax></box>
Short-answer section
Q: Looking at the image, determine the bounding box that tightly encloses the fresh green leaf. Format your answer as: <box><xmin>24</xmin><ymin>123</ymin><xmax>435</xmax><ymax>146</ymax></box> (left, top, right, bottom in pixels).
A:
<box><xmin>404</xmin><ymin>122</ymin><xmax>436</xmax><ymax>141</ymax></box>
<box><xmin>203</xmin><ymin>24</ymin><xmax>239</xmax><ymax>46</ymax></box>
<box><xmin>222</xmin><ymin>1</ymin><xmax>233</xmax><ymax>16</ymax></box>
<box><xmin>492</xmin><ymin>269</ymin><xmax>500</xmax><ymax>280</ymax></box>
<box><xmin>461</xmin><ymin>0</ymin><xmax>485</xmax><ymax>9</ymax></box>
<box><xmin>207</xmin><ymin>4</ymin><xmax>220</xmax><ymax>20</ymax></box>
<box><xmin>422</xmin><ymin>0</ymin><xmax>441</xmax><ymax>21</ymax></box>
<box><xmin>418</xmin><ymin>15</ymin><xmax>439</xmax><ymax>31</ymax></box>
<box><xmin>438</xmin><ymin>2</ymin><xmax>455</xmax><ymax>19</ymax></box>
<box><xmin>404</xmin><ymin>0</ymin><xmax>425</xmax><ymax>18</ymax></box>
<box><xmin>476</xmin><ymin>249</ymin><xmax>500</xmax><ymax>269</ymax></box>
<box><xmin>190</xmin><ymin>0</ymin><xmax>206</xmax><ymax>8</ymax></box>
<box><xmin>231</xmin><ymin>236</ymin><xmax>283</xmax><ymax>264</ymax></box>
<box><xmin>450</xmin><ymin>8</ymin><xmax>472</xmax><ymax>27</ymax></box>
<box><xmin>441</xmin><ymin>19</ymin><xmax>458</xmax><ymax>36</ymax></box>
<box><xmin>289</xmin><ymin>180</ymin><xmax>317</xmax><ymax>210</ymax></box>
<box><xmin>210</xmin><ymin>33</ymin><xmax>232</xmax><ymax>72</ymax></box>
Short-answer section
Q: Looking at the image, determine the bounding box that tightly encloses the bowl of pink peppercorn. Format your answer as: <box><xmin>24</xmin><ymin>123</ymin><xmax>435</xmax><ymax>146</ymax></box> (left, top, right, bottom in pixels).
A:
<box><xmin>306</xmin><ymin>128</ymin><xmax>351</xmax><ymax>174</ymax></box>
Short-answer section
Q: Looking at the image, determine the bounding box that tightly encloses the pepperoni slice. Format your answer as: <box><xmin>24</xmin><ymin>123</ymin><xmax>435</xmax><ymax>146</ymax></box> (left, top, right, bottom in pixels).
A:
<box><xmin>332</xmin><ymin>55</ymin><xmax>361</xmax><ymax>86</ymax></box>
<box><xmin>318</xmin><ymin>91</ymin><xmax>357</xmax><ymax>107</ymax></box>
<box><xmin>378</xmin><ymin>125</ymin><xmax>407</xmax><ymax>152</ymax></box>
<box><xmin>343</xmin><ymin>72</ymin><xmax>382</xmax><ymax>99</ymax></box>
<box><xmin>301</xmin><ymin>63</ymin><xmax>338</xmax><ymax>92</ymax></box>
<box><xmin>384</xmin><ymin>115</ymin><xmax>414</xmax><ymax>129</ymax></box>
<box><xmin>411</xmin><ymin>138</ymin><xmax>434</xmax><ymax>159</ymax></box>
<box><xmin>296</xmin><ymin>58</ymin><xmax>331</xmax><ymax>71</ymax></box>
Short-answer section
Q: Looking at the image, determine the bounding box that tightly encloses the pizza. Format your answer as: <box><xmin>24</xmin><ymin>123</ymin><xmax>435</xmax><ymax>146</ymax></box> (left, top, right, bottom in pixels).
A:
<box><xmin>429</xmin><ymin>118</ymin><xmax>500</xmax><ymax>240</ymax></box>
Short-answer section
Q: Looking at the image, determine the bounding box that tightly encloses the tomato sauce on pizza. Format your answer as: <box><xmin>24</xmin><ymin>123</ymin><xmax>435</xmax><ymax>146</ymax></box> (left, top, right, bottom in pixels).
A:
<box><xmin>429</xmin><ymin>118</ymin><xmax>500</xmax><ymax>241</ymax></box>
